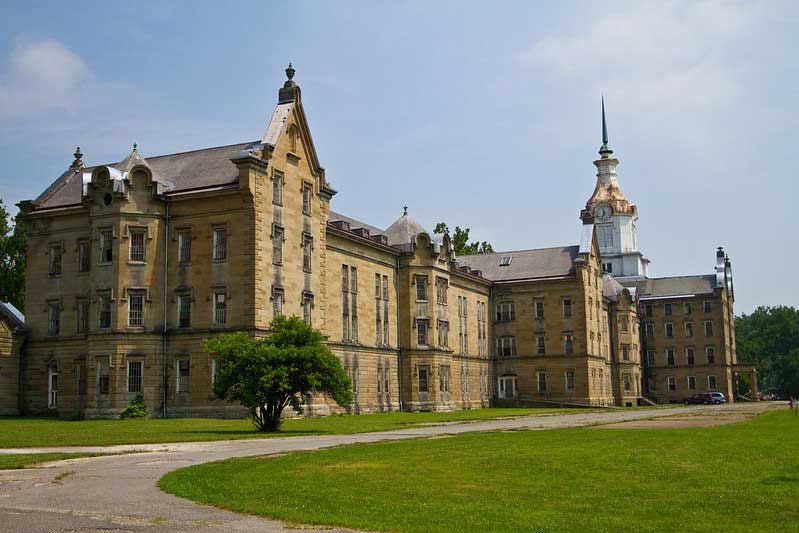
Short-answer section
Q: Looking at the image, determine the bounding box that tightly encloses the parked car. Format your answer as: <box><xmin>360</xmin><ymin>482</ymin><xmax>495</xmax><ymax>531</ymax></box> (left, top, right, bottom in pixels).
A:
<box><xmin>708</xmin><ymin>392</ymin><xmax>726</xmax><ymax>404</ymax></box>
<box><xmin>685</xmin><ymin>393</ymin><xmax>711</xmax><ymax>405</ymax></box>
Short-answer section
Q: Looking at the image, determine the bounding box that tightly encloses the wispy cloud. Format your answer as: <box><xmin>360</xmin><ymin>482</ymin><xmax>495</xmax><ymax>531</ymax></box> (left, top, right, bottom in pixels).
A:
<box><xmin>519</xmin><ymin>1</ymin><xmax>749</xmax><ymax>135</ymax></box>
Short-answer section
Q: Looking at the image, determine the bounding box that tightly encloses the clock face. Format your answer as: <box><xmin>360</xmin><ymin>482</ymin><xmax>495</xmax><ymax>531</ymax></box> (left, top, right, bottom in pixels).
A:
<box><xmin>594</xmin><ymin>203</ymin><xmax>612</xmax><ymax>222</ymax></box>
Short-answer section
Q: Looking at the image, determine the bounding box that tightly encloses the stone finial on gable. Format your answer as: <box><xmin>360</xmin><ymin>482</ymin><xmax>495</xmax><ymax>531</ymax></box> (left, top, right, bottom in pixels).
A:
<box><xmin>70</xmin><ymin>147</ymin><xmax>84</xmax><ymax>169</ymax></box>
<box><xmin>279</xmin><ymin>62</ymin><xmax>301</xmax><ymax>103</ymax></box>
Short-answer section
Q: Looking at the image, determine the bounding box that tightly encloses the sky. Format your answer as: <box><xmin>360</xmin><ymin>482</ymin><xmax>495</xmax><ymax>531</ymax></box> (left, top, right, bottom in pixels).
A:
<box><xmin>0</xmin><ymin>0</ymin><xmax>796</xmax><ymax>314</ymax></box>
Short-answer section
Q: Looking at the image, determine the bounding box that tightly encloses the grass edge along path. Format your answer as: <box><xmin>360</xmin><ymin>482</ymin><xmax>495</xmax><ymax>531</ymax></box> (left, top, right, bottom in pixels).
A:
<box><xmin>0</xmin><ymin>452</ymin><xmax>102</xmax><ymax>470</ymax></box>
<box><xmin>159</xmin><ymin>410</ymin><xmax>799</xmax><ymax>533</ymax></box>
<box><xmin>0</xmin><ymin>407</ymin><xmax>581</xmax><ymax>448</ymax></box>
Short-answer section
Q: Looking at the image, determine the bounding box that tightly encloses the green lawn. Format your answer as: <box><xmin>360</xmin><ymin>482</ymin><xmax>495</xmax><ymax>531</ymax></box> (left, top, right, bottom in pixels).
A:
<box><xmin>159</xmin><ymin>410</ymin><xmax>799</xmax><ymax>532</ymax></box>
<box><xmin>0</xmin><ymin>408</ymin><xmax>571</xmax><ymax>448</ymax></box>
<box><xmin>0</xmin><ymin>453</ymin><xmax>99</xmax><ymax>469</ymax></box>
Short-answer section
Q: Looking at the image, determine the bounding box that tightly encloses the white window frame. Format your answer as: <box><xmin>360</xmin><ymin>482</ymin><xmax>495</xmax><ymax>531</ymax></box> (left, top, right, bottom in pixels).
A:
<box><xmin>176</xmin><ymin>359</ymin><xmax>190</xmax><ymax>394</ymax></box>
<box><xmin>212</xmin><ymin>226</ymin><xmax>227</xmax><ymax>261</ymax></box>
<box><xmin>498</xmin><ymin>375</ymin><xmax>517</xmax><ymax>399</ymax></box>
<box><xmin>213</xmin><ymin>291</ymin><xmax>227</xmax><ymax>326</ymax></box>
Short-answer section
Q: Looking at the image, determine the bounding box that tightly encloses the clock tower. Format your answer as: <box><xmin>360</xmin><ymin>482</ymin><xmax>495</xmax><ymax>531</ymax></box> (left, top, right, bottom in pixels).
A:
<box><xmin>580</xmin><ymin>99</ymin><xmax>648</xmax><ymax>278</ymax></box>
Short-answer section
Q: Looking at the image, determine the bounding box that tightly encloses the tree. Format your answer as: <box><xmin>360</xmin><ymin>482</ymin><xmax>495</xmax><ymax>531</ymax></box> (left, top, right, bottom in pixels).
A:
<box><xmin>203</xmin><ymin>315</ymin><xmax>353</xmax><ymax>431</ymax></box>
<box><xmin>735</xmin><ymin>306</ymin><xmax>799</xmax><ymax>397</ymax></box>
<box><xmin>434</xmin><ymin>222</ymin><xmax>494</xmax><ymax>256</ymax></box>
<box><xmin>0</xmin><ymin>199</ymin><xmax>26</xmax><ymax>310</ymax></box>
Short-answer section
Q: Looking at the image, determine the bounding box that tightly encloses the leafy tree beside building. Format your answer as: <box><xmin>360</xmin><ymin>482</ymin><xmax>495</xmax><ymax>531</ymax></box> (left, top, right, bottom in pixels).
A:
<box><xmin>0</xmin><ymin>199</ymin><xmax>26</xmax><ymax>311</ymax></box>
<box><xmin>434</xmin><ymin>222</ymin><xmax>493</xmax><ymax>256</ymax></box>
<box><xmin>736</xmin><ymin>306</ymin><xmax>799</xmax><ymax>397</ymax></box>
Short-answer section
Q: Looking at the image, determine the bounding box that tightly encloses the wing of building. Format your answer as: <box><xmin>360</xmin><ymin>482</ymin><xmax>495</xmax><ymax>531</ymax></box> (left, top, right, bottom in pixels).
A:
<box><xmin>11</xmin><ymin>68</ymin><xmax>754</xmax><ymax>418</ymax></box>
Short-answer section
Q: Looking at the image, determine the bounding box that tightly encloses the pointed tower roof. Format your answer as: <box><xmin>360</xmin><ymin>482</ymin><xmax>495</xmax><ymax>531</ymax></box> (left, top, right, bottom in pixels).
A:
<box><xmin>383</xmin><ymin>207</ymin><xmax>431</xmax><ymax>246</ymax></box>
<box><xmin>599</xmin><ymin>96</ymin><xmax>613</xmax><ymax>156</ymax></box>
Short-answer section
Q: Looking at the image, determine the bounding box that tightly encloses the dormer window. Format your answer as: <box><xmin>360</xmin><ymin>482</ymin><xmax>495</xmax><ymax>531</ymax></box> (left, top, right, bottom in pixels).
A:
<box><xmin>499</xmin><ymin>256</ymin><xmax>512</xmax><ymax>267</ymax></box>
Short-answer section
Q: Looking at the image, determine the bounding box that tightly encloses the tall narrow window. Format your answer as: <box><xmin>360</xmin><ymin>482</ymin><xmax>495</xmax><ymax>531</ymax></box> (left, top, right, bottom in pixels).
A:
<box><xmin>100</xmin><ymin>230</ymin><xmax>113</xmax><ymax>263</ymax></box>
<box><xmin>622</xmin><ymin>344</ymin><xmax>630</xmax><ymax>361</ymax></box>
<box><xmin>664</xmin><ymin>303</ymin><xmax>672</xmax><ymax>316</ymax></box>
<box><xmin>76</xmin><ymin>299</ymin><xmax>89</xmax><ymax>334</ymax></box>
<box><xmin>563</xmin><ymin>299</ymin><xmax>572</xmax><ymax>318</ymax></box>
<box><xmin>496</xmin><ymin>302</ymin><xmax>515</xmax><ymax>322</ymax></box>
<box><xmin>415</xmin><ymin>276</ymin><xmax>427</xmax><ymax>301</ymax></box>
<box><xmin>416</xmin><ymin>319</ymin><xmax>429</xmax><ymax>346</ymax></box>
<box><xmin>645</xmin><ymin>323</ymin><xmax>654</xmax><ymax>338</ymax></box>
<box><xmin>537</xmin><ymin>335</ymin><xmax>546</xmax><ymax>355</ymax></box>
<box><xmin>128</xmin><ymin>291</ymin><xmax>144</xmax><ymax>327</ymax></box>
<box><xmin>686</xmin><ymin>347</ymin><xmax>695</xmax><ymax>366</ymax></box>
<box><xmin>382</xmin><ymin>275</ymin><xmax>390</xmax><ymax>346</ymax></box>
<box><xmin>623</xmin><ymin>373</ymin><xmax>632</xmax><ymax>391</ymax></box>
<box><xmin>302</xmin><ymin>292</ymin><xmax>313</xmax><ymax>324</ymax></box>
<box><xmin>272</xmin><ymin>287</ymin><xmax>284</xmax><ymax>318</ymax></box>
<box><xmin>272</xmin><ymin>225</ymin><xmax>283</xmax><ymax>264</ymax></box>
<box><xmin>98</xmin><ymin>293</ymin><xmax>111</xmax><ymax>329</ymax></box>
<box><xmin>537</xmin><ymin>371</ymin><xmax>548</xmax><ymax>393</ymax></box>
<box><xmin>439</xmin><ymin>365</ymin><xmax>450</xmax><ymax>393</ymax></box>
<box><xmin>303</xmin><ymin>234</ymin><xmax>312</xmax><ymax>272</ymax></box>
<box><xmin>212</xmin><ymin>226</ymin><xmax>227</xmax><ymax>261</ymax></box>
<box><xmin>687</xmin><ymin>376</ymin><xmax>696</xmax><ymax>390</ymax></box>
<box><xmin>668</xmin><ymin>376</ymin><xmax>677</xmax><ymax>391</ymax></box>
<box><xmin>620</xmin><ymin>316</ymin><xmax>629</xmax><ymax>332</ymax></box>
<box><xmin>350</xmin><ymin>266</ymin><xmax>358</xmax><ymax>342</ymax></box>
<box><xmin>49</xmin><ymin>245</ymin><xmax>62</xmax><ymax>276</ymax></box>
<box><xmin>564</xmin><ymin>335</ymin><xmax>574</xmax><ymax>354</ymax></box>
<box><xmin>48</xmin><ymin>302</ymin><xmax>60</xmax><ymax>336</ymax></box>
<box><xmin>708</xmin><ymin>375</ymin><xmax>717</xmax><ymax>389</ymax></box>
<box><xmin>127</xmin><ymin>360</ymin><xmax>143</xmax><ymax>393</ymax></box>
<box><xmin>704</xmin><ymin>301</ymin><xmax>712</xmax><ymax>313</ymax></box>
<box><xmin>302</xmin><ymin>184</ymin><xmax>312</xmax><ymax>215</ymax></box>
<box><xmin>644</xmin><ymin>304</ymin><xmax>653</xmax><ymax>318</ymax></box>
<box><xmin>706</xmin><ymin>346</ymin><xmax>716</xmax><ymax>364</ymax></box>
<box><xmin>97</xmin><ymin>358</ymin><xmax>110</xmax><ymax>395</ymax></box>
<box><xmin>684</xmin><ymin>302</ymin><xmax>693</xmax><ymax>315</ymax></box>
<box><xmin>272</xmin><ymin>171</ymin><xmax>283</xmax><ymax>206</ymax></box>
<box><xmin>667</xmin><ymin>349</ymin><xmax>675</xmax><ymax>366</ymax></box>
<box><xmin>342</xmin><ymin>266</ymin><xmax>350</xmax><ymax>341</ymax></box>
<box><xmin>374</xmin><ymin>273</ymin><xmax>381</xmax><ymax>345</ymax></box>
<box><xmin>665</xmin><ymin>322</ymin><xmax>674</xmax><ymax>338</ymax></box>
<box><xmin>76</xmin><ymin>361</ymin><xmax>87</xmax><ymax>396</ymax></box>
<box><xmin>129</xmin><ymin>230</ymin><xmax>146</xmax><ymax>262</ymax></box>
<box><xmin>647</xmin><ymin>350</ymin><xmax>656</xmax><ymax>366</ymax></box>
<box><xmin>436</xmin><ymin>278</ymin><xmax>448</xmax><ymax>305</ymax></box>
<box><xmin>565</xmin><ymin>370</ymin><xmax>575</xmax><ymax>392</ymax></box>
<box><xmin>535</xmin><ymin>300</ymin><xmax>544</xmax><ymax>319</ymax></box>
<box><xmin>497</xmin><ymin>336</ymin><xmax>516</xmax><ymax>357</ymax></box>
<box><xmin>437</xmin><ymin>320</ymin><xmax>449</xmax><ymax>348</ymax></box>
<box><xmin>177</xmin><ymin>230</ymin><xmax>192</xmax><ymax>264</ymax></box>
<box><xmin>704</xmin><ymin>320</ymin><xmax>714</xmax><ymax>336</ymax></box>
<box><xmin>213</xmin><ymin>292</ymin><xmax>226</xmax><ymax>326</ymax></box>
<box><xmin>418</xmin><ymin>366</ymin><xmax>429</xmax><ymax>393</ymax></box>
<box><xmin>178</xmin><ymin>295</ymin><xmax>191</xmax><ymax>328</ymax></box>
<box><xmin>48</xmin><ymin>363</ymin><xmax>58</xmax><ymax>408</ymax></box>
<box><xmin>177</xmin><ymin>360</ymin><xmax>190</xmax><ymax>393</ymax></box>
<box><xmin>685</xmin><ymin>321</ymin><xmax>694</xmax><ymax>337</ymax></box>
<box><xmin>78</xmin><ymin>241</ymin><xmax>91</xmax><ymax>272</ymax></box>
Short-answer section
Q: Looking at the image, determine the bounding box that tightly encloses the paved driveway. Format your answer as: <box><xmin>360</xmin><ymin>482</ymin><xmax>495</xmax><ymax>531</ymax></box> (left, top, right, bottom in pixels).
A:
<box><xmin>0</xmin><ymin>402</ymin><xmax>779</xmax><ymax>532</ymax></box>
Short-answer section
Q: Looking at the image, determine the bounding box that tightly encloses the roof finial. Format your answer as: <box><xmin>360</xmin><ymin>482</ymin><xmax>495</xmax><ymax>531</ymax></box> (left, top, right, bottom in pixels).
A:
<box><xmin>286</xmin><ymin>62</ymin><xmax>295</xmax><ymax>81</ymax></box>
<box><xmin>599</xmin><ymin>96</ymin><xmax>613</xmax><ymax>157</ymax></box>
<box><xmin>403</xmin><ymin>205</ymin><xmax>408</xmax><ymax>216</ymax></box>
<box><xmin>70</xmin><ymin>147</ymin><xmax>83</xmax><ymax>169</ymax></box>
<box><xmin>133</xmin><ymin>142</ymin><xmax>138</xmax><ymax>152</ymax></box>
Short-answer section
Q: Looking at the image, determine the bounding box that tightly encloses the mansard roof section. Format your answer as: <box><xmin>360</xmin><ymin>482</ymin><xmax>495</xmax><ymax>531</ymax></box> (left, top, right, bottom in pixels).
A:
<box><xmin>620</xmin><ymin>274</ymin><xmax>718</xmax><ymax>299</ymax></box>
<box><xmin>328</xmin><ymin>211</ymin><xmax>385</xmax><ymax>237</ymax></box>
<box><xmin>455</xmin><ymin>245</ymin><xmax>580</xmax><ymax>282</ymax></box>
<box><xmin>602</xmin><ymin>274</ymin><xmax>634</xmax><ymax>301</ymax></box>
<box><xmin>30</xmin><ymin>141</ymin><xmax>260</xmax><ymax>210</ymax></box>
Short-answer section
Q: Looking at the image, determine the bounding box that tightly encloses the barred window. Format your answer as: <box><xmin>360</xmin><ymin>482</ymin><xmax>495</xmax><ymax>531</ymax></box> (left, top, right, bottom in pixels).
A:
<box><xmin>177</xmin><ymin>360</ymin><xmax>190</xmax><ymax>393</ymax></box>
<box><xmin>78</xmin><ymin>241</ymin><xmax>91</xmax><ymax>272</ymax></box>
<box><xmin>127</xmin><ymin>360</ymin><xmax>143</xmax><ymax>393</ymax></box>
<box><xmin>704</xmin><ymin>300</ymin><xmax>712</xmax><ymax>313</ymax></box>
<box><xmin>99</xmin><ymin>293</ymin><xmax>112</xmax><ymax>329</ymax></box>
<box><xmin>272</xmin><ymin>171</ymin><xmax>283</xmax><ymax>206</ymax></box>
<box><xmin>49</xmin><ymin>245</ymin><xmax>62</xmax><ymax>276</ymax></box>
<box><xmin>100</xmin><ymin>230</ymin><xmax>113</xmax><ymax>263</ymax></box>
<box><xmin>272</xmin><ymin>287</ymin><xmax>284</xmax><ymax>318</ymax></box>
<box><xmin>686</xmin><ymin>347</ymin><xmax>695</xmax><ymax>366</ymax></box>
<box><xmin>213</xmin><ymin>292</ymin><xmax>226</xmax><ymax>325</ymax></box>
<box><xmin>178</xmin><ymin>295</ymin><xmax>191</xmax><ymax>328</ymax></box>
<box><xmin>537</xmin><ymin>335</ymin><xmax>546</xmax><ymax>355</ymax></box>
<box><xmin>128</xmin><ymin>292</ymin><xmax>144</xmax><ymax>327</ymax></box>
<box><xmin>303</xmin><ymin>234</ymin><xmax>312</xmax><ymax>272</ymax></box>
<box><xmin>537</xmin><ymin>371</ymin><xmax>548</xmax><ymax>393</ymax></box>
<box><xmin>302</xmin><ymin>184</ymin><xmax>312</xmax><ymax>215</ymax></box>
<box><xmin>535</xmin><ymin>300</ymin><xmax>544</xmax><ymax>319</ymax></box>
<box><xmin>48</xmin><ymin>303</ymin><xmax>60</xmax><ymax>336</ymax></box>
<box><xmin>177</xmin><ymin>231</ymin><xmax>192</xmax><ymax>263</ymax></box>
<box><xmin>129</xmin><ymin>230</ymin><xmax>146</xmax><ymax>262</ymax></box>
<box><xmin>566</xmin><ymin>370</ymin><xmax>575</xmax><ymax>391</ymax></box>
<box><xmin>302</xmin><ymin>292</ymin><xmax>313</xmax><ymax>324</ymax></box>
<box><xmin>563</xmin><ymin>299</ymin><xmax>572</xmax><ymax>319</ymax></box>
<box><xmin>272</xmin><ymin>225</ymin><xmax>283</xmax><ymax>264</ymax></box>
<box><xmin>212</xmin><ymin>226</ymin><xmax>227</xmax><ymax>261</ymax></box>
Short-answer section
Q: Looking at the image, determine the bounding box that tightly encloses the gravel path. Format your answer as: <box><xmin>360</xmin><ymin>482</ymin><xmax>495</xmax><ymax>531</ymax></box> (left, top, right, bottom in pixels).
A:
<box><xmin>0</xmin><ymin>402</ymin><xmax>780</xmax><ymax>532</ymax></box>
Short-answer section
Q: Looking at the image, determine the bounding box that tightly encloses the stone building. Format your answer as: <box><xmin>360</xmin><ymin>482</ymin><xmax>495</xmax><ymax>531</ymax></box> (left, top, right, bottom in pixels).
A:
<box><xmin>13</xmin><ymin>67</ymin><xmax>751</xmax><ymax>417</ymax></box>
<box><xmin>0</xmin><ymin>301</ymin><xmax>25</xmax><ymax>415</ymax></box>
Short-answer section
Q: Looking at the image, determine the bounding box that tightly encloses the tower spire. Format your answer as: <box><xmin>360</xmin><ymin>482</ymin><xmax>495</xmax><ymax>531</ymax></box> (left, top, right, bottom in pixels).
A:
<box><xmin>599</xmin><ymin>96</ymin><xmax>613</xmax><ymax>157</ymax></box>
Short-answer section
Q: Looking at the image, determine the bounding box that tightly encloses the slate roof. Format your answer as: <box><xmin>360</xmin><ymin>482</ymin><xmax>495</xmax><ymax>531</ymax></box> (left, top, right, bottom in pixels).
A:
<box><xmin>456</xmin><ymin>246</ymin><xmax>580</xmax><ymax>282</ymax></box>
<box><xmin>620</xmin><ymin>275</ymin><xmax>717</xmax><ymax>298</ymax></box>
<box><xmin>328</xmin><ymin>211</ymin><xmax>385</xmax><ymax>236</ymax></box>
<box><xmin>0</xmin><ymin>301</ymin><xmax>25</xmax><ymax>329</ymax></box>
<box><xmin>383</xmin><ymin>213</ymin><xmax>431</xmax><ymax>246</ymax></box>
<box><xmin>33</xmin><ymin>141</ymin><xmax>261</xmax><ymax>210</ymax></box>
